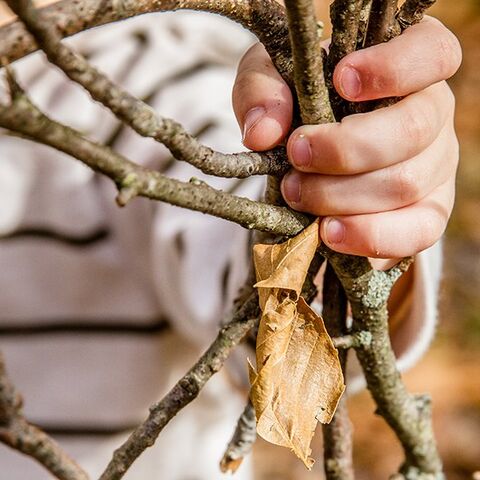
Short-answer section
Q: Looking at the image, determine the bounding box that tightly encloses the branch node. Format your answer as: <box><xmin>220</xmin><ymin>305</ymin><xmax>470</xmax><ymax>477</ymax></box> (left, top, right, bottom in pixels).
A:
<box><xmin>116</xmin><ymin>186</ymin><xmax>139</xmax><ymax>207</ymax></box>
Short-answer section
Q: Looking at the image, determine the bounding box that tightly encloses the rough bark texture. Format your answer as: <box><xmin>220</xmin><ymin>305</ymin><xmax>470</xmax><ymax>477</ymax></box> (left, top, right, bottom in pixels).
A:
<box><xmin>321</xmin><ymin>247</ymin><xmax>443</xmax><ymax>478</ymax></box>
<box><xmin>0</xmin><ymin>86</ymin><xmax>309</xmax><ymax>236</ymax></box>
<box><xmin>397</xmin><ymin>0</ymin><xmax>436</xmax><ymax>29</ymax></box>
<box><xmin>284</xmin><ymin>0</ymin><xmax>334</xmax><ymax>124</ymax></box>
<box><xmin>365</xmin><ymin>0</ymin><xmax>400</xmax><ymax>46</ymax></box>
<box><xmin>220</xmin><ymin>401</ymin><xmax>257</xmax><ymax>473</ymax></box>
<box><xmin>327</xmin><ymin>0</ymin><xmax>366</xmax><ymax>119</ymax></box>
<box><xmin>322</xmin><ymin>264</ymin><xmax>355</xmax><ymax>480</ymax></box>
<box><xmin>3</xmin><ymin>0</ymin><xmax>291</xmax><ymax>180</ymax></box>
<box><xmin>98</xmin><ymin>292</ymin><xmax>260</xmax><ymax>480</ymax></box>
<box><xmin>0</xmin><ymin>0</ymin><xmax>294</xmax><ymax>84</ymax></box>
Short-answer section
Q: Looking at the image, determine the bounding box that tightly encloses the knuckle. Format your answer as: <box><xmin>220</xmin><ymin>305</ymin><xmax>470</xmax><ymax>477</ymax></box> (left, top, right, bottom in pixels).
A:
<box><xmin>233</xmin><ymin>66</ymin><xmax>257</xmax><ymax>96</ymax></box>
<box><xmin>394</xmin><ymin>163</ymin><xmax>422</xmax><ymax>204</ymax></box>
<box><xmin>333</xmin><ymin>121</ymin><xmax>356</xmax><ymax>173</ymax></box>
<box><xmin>237</xmin><ymin>43</ymin><xmax>265</xmax><ymax>72</ymax></box>
<box><xmin>416</xmin><ymin>211</ymin><xmax>445</xmax><ymax>251</ymax></box>
<box><xmin>400</xmin><ymin>104</ymin><xmax>432</xmax><ymax>147</ymax></box>
<box><xmin>435</xmin><ymin>30</ymin><xmax>462</xmax><ymax>78</ymax></box>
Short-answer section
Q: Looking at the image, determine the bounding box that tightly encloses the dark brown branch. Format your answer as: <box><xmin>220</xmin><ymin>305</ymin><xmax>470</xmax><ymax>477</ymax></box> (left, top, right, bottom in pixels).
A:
<box><xmin>364</xmin><ymin>0</ymin><xmax>400</xmax><ymax>46</ymax></box>
<box><xmin>0</xmin><ymin>0</ymin><xmax>293</xmax><ymax>83</ymax></box>
<box><xmin>284</xmin><ymin>0</ymin><xmax>334</xmax><ymax>124</ymax></box>
<box><xmin>4</xmin><ymin>0</ymin><xmax>290</xmax><ymax>180</ymax></box>
<box><xmin>0</xmin><ymin>82</ymin><xmax>310</xmax><ymax>237</ymax></box>
<box><xmin>99</xmin><ymin>292</ymin><xmax>260</xmax><ymax>480</ymax></box>
<box><xmin>327</xmin><ymin>0</ymin><xmax>365</xmax><ymax>119</ymax></box>
<box><xmin>320</xmin><ymin>246</ymin><xmax>443</xmax><ymax>477</ymax></box>
<box><xmin>397</xmin><ymin>0</ymin><xmax>437</xmax><ymax>30</ymax></box>
<box><xmin>356</xmin><ymin>0</ymin><xmax>372</xmax><ymax>49</ymax></box>
<box><xmin>328</xmin><ymin>0</ymin><xmax>366</xmax><ymax>71</ymax></box>
<box><xmin>0</xmin><ymin>353</ymin><xmax>89</xmax><ymax>480</ymax></box>
<box><xmin>220</xmin><ymin>401</ymin><xmax>256</xmax><ymax>474</ymax></box>
<box><xmin>321</xmin><ymin>263</ymin><xmax>354</xmax><ymax>480</ymax></box>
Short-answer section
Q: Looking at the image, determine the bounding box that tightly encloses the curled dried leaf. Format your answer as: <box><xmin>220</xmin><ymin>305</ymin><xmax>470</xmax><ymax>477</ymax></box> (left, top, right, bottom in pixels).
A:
<box><xmin>250</xmin><ymin>221</ymin><xmax>345</xmax><ymax>468</ymax></box>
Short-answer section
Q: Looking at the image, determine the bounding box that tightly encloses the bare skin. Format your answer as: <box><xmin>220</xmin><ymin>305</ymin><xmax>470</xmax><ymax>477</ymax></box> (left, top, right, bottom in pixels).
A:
<box><xmin>233</xmin><ymin>16</ymin><xmax>462</xmax><ymax>261</ymax></box>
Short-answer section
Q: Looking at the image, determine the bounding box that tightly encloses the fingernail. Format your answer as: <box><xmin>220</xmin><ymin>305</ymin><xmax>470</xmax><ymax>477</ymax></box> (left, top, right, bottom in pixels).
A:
<box><xmin>282</xmin><ymin>171</ymin><xmax>301</xmax><ymax>204</ymax></box>
<box><xmin>242</xmin><ymin>107</ymin><xmax>266</xmax><ymax>142</ymax></box>
<box><xmin>339</xmin><ymin>66</ymin><xmax>361</xmax><ymax>99</ymax></box>
<box><xmin>325</xmin><ymin>218</ymin><xmax>345</xmax><ymax>244</ymax></box>
<box><xmin>290</xmin><ymin>134</ymin><xmax>312</xmax><ymax>167</ymax></box>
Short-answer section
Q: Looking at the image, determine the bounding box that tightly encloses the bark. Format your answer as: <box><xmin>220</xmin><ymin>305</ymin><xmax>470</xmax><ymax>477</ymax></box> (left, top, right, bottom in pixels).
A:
<box><xmin>0</xmin><ymin>85</ymin><xmax>309</xmax><ymax>236</ymax></box>
<box><xmin>284</xmin><ymin>0</ymin><xmax>334</xmax><ymax>124</ymax></box>
<box><xmin>321</xmin><ymin>247</ymin><xmax>443</xmax><ymax>478</ymax></box>
<box><xmin>0</xmin><ymin>354</ymin><xmax>89</xmax><ymax>480</ymax></box>
<box><xmin>0</xmin><ymin>0</ymin><xmax>293</xmax><ymax>84</ymax></box>
<box><xmin>322</xmin><ymin>264</ymin><xmax>354</xmax><ymax>480</ymax></box>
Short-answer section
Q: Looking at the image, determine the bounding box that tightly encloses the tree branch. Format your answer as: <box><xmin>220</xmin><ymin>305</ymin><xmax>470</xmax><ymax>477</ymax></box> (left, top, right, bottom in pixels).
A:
<box><xmin>364</xmin><ymin>0</ymin><xmax>400</xmax><ymax>46</ymax></box>
<box><xmin>397</xmin><ymin>0</ymin><xmax>437</xmax><ymax>30</ymax></box>
<box><xmin>0</xmin><ymin>353</ymin><xmax>89</xmax><ymax>480</ymax></box>
<box><xmin>0</xmin><ymin>0</ymin><xmax>293</xmax><ymax>83</ymax></box>
<box><xmin>99</xmin><ymin>292</ymin><xmax>260</xmax><ymax>480</ymax></box>
<box><xmin>322</xmin><ymin>263</ymin><xmax>354</xmax><ymax>480</ymax></box>
<box><xmin>0</xmin><ymin>79</ymin><xmax>310</xmax><ymax>237</ymax></box>
<box><xmin>4</xmin><ymin>0</ymin><xmax>290</xmax><ymax>180</ymax></box>
<box><xmin>220</xmin><ymin>401</ymin><xmax>256</xmax><ymax>474</ymax></box>
<box><xmin>284</xmin><ymin>0</ymin><xmax>334</xmax><ymax>124</ymax></box>
<box><xmin>320</xmin><ymin>246</ymin><xmax>443</xmax><ymax>477</ymax></box>
<box><xmin>327</xmin><ymin>0</ymin><xmax>365</xmax><ymax>119</ymax></box>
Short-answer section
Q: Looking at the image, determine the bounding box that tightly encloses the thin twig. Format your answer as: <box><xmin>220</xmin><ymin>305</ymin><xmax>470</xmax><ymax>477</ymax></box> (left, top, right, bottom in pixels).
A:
<box><xmin>364</xmin><ymin>0</ymin><xmax>400</xmax><ymax>46</ymax></box>
<box><xmin>4</xmin><ymin>0</ymin><xmax>289</xmax><ymax>180</ymax></box>
<box><xmin>332</xmin><ymin>332</ymin><xmax>372</xmax><ymax>350</ymax></box>
<box><xmin>0</xmin><ymin>353</ymin><xmax>89</xmax><ymax>480</ymax></box>
<box><xmin>0</xmin><ymin>81</ymin><xmax>309</xmax><ymax>236</ymax></box>
<box><xmin>397</xmin><ymin>0</ymin><xmax>437</xmax><ymax>30</ymax></box>
<box><xmin>0</xmin><ymin>0</ymin><xmax>293</xmax><ymax>83</ymax></box>
<box><xmin>326</xmin><ymin>0</ymin><xmax>365</xmax><ymax>119</ymax></box>
<box><xmin>98</xmin><ymin>292</ymin><xmax>260</xmax><ymax>480</ymax></box>
<box><xmin>322</xmin><ymin>263</ymin><xmax>354</xmax><ymax>480</ymax></box>
<box><xmin>220</xmin><ymin>401</ymin><xmax>256</xmax><ymax>474</ymax></box>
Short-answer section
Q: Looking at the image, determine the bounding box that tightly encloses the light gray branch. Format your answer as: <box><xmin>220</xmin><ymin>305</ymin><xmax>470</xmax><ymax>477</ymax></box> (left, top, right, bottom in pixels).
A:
<box><xmin>0</xmin><ymin>78</ymin><xmax>309</xmax><ymax>237</ymax></box>
<box><xmin>320</xmin><ymin>246</ymin><xmax>443</xmax><ymax>478</ymax></box>
<box><xmin>4</xmin><ymin>0</ymin><xmax>290</xmax><ymax>180</ymax></box>
<box><xmin>220</xmin><ymin>401</ymin><xmax>256</xmax><ymax>474</ymax></box>
<box><xmin>0</xmin><ymin>0</ymin><xmax>293</xmax><ymax>83</ymax></box>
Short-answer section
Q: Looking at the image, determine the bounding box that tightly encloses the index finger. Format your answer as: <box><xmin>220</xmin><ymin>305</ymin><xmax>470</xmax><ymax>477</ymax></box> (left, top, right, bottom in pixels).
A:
<box><xmin>232</xmin><ymin>43</ymin><xmax>293</xmax><ymax>151</ymax></box>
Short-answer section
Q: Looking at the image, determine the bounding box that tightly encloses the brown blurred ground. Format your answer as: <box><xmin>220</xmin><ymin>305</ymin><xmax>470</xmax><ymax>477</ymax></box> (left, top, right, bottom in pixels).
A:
<box><xmin>1</xmin><ymin>1</ymin><xmax>479</xmax><ymax>479</ymax></box>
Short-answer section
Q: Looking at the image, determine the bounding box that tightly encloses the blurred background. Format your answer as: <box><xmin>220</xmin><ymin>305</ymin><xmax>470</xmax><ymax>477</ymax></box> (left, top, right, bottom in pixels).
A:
<box><xmin>1</xmin><ymin>1</ymin><xmax>479</xmax><ymax>479</ymax></box>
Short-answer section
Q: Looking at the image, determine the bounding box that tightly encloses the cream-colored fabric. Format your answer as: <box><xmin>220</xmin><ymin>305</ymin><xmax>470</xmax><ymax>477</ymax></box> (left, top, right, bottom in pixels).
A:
<box><xmin>0</xmin><ymin>12</ymin><xmax>441</xmax><ymax>479</ymax></box>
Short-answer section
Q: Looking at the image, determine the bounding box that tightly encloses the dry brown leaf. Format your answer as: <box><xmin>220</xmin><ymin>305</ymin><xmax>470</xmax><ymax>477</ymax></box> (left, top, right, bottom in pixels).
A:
<box><xmin>249</xmin><ymin>221</ymin><xmax>345</xmax><ymax>469</ymax></box>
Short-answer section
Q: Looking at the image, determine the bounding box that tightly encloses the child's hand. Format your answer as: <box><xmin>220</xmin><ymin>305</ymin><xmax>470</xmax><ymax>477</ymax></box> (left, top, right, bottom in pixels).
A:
<box><xmin>232</xmin><ymin>17</ymin><xmax>462</xmax><ymax>259</ymax></box>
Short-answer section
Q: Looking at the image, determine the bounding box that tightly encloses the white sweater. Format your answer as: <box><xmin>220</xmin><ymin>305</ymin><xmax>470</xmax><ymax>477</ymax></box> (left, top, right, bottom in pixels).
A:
<box><xmin>0</xmin><ymin>12</ymin><xmax>442</xmax><ymax>479</ymax></box>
